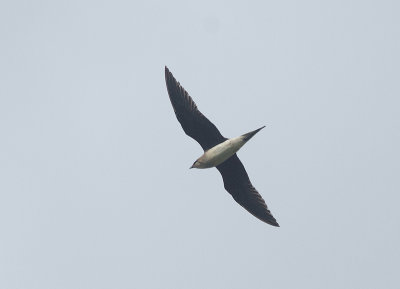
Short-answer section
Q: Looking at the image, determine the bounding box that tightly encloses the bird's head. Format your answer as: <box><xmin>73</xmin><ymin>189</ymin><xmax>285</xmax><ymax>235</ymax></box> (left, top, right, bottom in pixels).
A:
<box><xmin>190</xmin><ymin>160</ymin><xmax>202</xmax><ymax>169</ymax></box>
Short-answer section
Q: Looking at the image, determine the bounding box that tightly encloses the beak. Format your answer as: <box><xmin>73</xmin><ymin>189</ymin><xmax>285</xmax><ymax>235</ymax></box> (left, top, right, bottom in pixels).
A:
<box><xmin>189</xmin><ymin>165</ymin><xmax>194</xmax><ymax>169</ymax></box>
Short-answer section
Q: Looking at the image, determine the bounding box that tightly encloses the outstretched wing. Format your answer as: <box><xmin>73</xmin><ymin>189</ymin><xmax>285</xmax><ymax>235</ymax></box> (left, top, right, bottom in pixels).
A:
<box><xmin>165</xmin><ymin>66</ymin><xmax>226</xmax><ymax>151</ymax></box>
<box><xmin>217</xmin><ymin>154</ymin><xmax>279</xmax><ymax>227</ymax></box>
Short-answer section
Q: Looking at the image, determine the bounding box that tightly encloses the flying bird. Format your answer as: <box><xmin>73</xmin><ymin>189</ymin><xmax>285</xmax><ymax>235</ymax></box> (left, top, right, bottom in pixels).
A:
<box><xmin>165</xmin><ymin>67</ymin><xmax>279</xmax><ymax>227</ymax></box>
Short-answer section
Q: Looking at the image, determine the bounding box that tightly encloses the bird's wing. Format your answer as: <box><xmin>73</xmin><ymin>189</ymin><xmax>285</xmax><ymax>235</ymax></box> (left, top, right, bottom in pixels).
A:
<box><xmin>165</xmin><ymin>67</ymin><xmax>226</xmax><ymax>151</ymax></box>
<box><xmin>217</xmin><ymin>154</ymin><xmax>279</xmax><ymax>226</ymax></box>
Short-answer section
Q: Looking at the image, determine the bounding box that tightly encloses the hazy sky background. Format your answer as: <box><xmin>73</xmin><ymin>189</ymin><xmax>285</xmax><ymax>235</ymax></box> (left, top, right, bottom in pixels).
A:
<box><xmin>1</xmin><ymin>0</ymin><xmax>399</xmax><ymax>288</ymax></box>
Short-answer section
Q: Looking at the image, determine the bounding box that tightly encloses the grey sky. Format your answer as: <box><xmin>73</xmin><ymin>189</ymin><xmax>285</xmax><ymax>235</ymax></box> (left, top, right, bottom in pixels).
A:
<box><xmin>1</xmin><ymin>0</ymin><xmax>399</xmax><ymax>288</ymax></box>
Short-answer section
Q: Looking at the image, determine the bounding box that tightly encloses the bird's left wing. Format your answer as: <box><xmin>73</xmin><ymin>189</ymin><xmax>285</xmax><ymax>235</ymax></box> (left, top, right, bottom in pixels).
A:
<box><xmin>165</xmin><ymin>67</ymin><xmax>226</xmax><ymax>151</ymax></box>
<box><xmin>217</xmin><ymin>154</ymin><xmax>279</xmax><ymax>226</ymax></box>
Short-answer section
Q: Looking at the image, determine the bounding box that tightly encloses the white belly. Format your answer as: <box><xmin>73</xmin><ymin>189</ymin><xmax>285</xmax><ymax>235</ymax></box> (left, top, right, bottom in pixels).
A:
<box><xmin>197</xmin><ymin>136</ymin><xmax>245</xmax><ymax>168</ymax></box>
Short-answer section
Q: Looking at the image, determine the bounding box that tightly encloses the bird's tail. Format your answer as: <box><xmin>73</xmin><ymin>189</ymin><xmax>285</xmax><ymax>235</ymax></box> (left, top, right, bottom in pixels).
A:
<box><xmin>241</xmin><ymin>126</ymin><xmax>266</xmax><ymax>142</ymax></box>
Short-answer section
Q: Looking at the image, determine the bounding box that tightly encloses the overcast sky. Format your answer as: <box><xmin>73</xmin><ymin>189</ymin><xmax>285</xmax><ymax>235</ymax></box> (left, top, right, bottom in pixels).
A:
<box><xmin>1</xmin><ymin>1</ymin><xmax>399</xmax><ymax>288</ymax></box>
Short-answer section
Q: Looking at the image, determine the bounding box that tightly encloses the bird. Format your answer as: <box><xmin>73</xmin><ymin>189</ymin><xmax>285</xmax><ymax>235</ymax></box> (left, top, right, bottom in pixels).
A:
<box><xmin>165</xmin><ymin>66</ymin><xmax>279</xmax><ymax>227</ymax></box>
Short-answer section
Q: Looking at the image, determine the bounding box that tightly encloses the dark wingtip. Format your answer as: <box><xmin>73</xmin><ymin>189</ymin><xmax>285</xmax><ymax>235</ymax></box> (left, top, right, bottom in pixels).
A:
<box><xmin>270</xmin><ymin>221</ymin><xmax>280</xmax><ymax>227</ymax></box>
<box><xmin>263</xmin><ymin>215</ymin><xmax>279</xmax><ymax>227</ymax></box>
<box><xmin>165</xmin><ymin>66</ymin><xmax>177</xmax><ymax>89</ymax></box>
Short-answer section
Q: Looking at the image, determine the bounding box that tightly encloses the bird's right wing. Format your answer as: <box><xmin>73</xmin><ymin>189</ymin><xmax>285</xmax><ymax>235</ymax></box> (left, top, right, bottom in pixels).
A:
<box><xmin>217</xmin><ymin>154</ymin><xmax>279</xmax><ymax>227</ymax></box>
<box><xmin>165</xmin><ymin>67</ymin><xmax>226</xmax><ymax>151</ymax></box>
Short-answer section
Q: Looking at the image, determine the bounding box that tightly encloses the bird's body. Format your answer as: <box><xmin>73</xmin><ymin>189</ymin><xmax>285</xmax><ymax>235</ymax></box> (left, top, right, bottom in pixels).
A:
<box><xmin>192</xmin><ymin>137</ymin><xmax>243</xmax><ymax>169</ymax></box>
<box><xmin>165</xmin><ymin>66</ymin><xmax>279</xmax><ymax>227</ymax></box>
<box><xmin>192</xmin><ymin>127</ymin><xmax>265</xmax><ymax>169</ymax></box>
